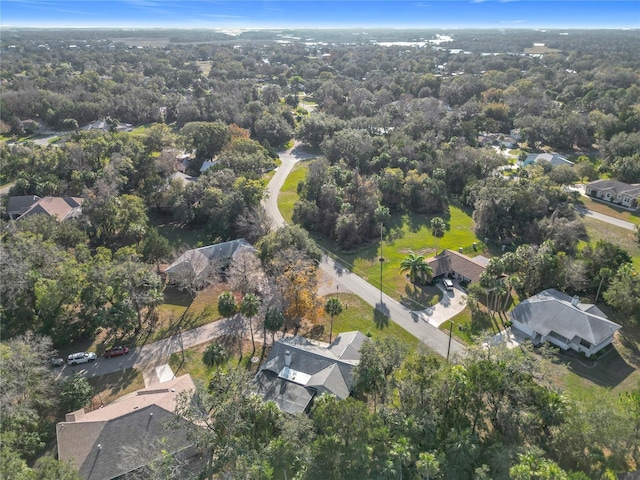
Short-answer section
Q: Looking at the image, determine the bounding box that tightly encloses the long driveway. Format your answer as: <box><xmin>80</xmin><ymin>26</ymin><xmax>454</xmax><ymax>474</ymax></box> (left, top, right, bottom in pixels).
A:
<box><xmin>575</xmin><ymin>205</ymin><xmax>636</xmax><ymax>231</ymax></box>
<box><xmin>263</xmin><ymin>143</ymin><xmax>465</xmax><ymax>358</ymax></box>
<box><xmin>56</xmin><ymin>316</ymin><xmax>245</xmax><ymax>380</ymax></box>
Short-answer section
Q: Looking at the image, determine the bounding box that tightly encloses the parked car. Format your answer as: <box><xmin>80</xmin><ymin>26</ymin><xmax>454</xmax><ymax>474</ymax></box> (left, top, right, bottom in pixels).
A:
<box><xmin>67</xmin><ymin>351</ymin><xmax>97</xmax><ymax>366</ymax></box>
<box><xmin>443</xmin><ymin>279</ymin><xmax>454</xmax><ymax>291</ymax></box>
<box><xmin>48</xmin><ymin>357</ymin><xmax>64</xmax><ymax>367</ymax></box>
<box><xmin>103</xmin><ymin>346</ymin><xmax>129</xmax><ymax>358</ymax></box>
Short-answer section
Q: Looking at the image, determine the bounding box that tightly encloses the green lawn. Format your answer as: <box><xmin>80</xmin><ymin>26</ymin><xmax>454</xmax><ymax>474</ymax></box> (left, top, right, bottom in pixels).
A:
<box><xmin>313</xmin><ymin>293</ymin><xmax>422</xmax><ymax>352</ymax></box>
<box><xmin>278</xmin><ymin>160</ymin><xmax>311</xmax><ymax>223</ymax></box>
<box><xmin>276</xmin><ymin>160</ymin><xmax>488</xmax><ymax>305</ymax></box>
<box><xmin>88</xmin><ymin>368</ymin><xmax>146</xmax><ymax>407</ymax></box>
<box><xmin>579</xmin><ymin>216</ymin><xmax>640</xmax><ymax>270</ymax></box>
<box><xmin>149</xmin><ymin>211</ymin><xmax>212</xmax><ymax>249</ymax></box>
<box><xmin>576</xmin><ymin>196</ymin><xmax>640</xmax><ymax>225</ymax></box>
<box><xmin>315</xmin><ymin>206</ymin><xmax>487</xmax><ymax>304</ymax></box>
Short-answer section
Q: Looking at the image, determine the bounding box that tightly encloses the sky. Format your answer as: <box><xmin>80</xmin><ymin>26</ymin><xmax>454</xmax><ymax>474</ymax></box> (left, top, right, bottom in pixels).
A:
<box><xmin>1</xmin><ymin>0</ymin><xmax>639</xmax><ymax>29</ymax></box>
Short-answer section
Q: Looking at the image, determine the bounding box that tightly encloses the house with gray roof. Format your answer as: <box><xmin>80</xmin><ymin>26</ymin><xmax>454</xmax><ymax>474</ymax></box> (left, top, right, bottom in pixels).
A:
<box><xmin>522</xmin><ymin>153</ymin><xmax>574</xmax><ymax>168</ymax></box>
<box><xmin>509</xmin><ymin>289</ymin><xmax>621</xmax><ymax>357</ymax></box>
<box><xmin>255</xmin><ymin>331</ymin><xmax>369</xmax><ymax>414</ymax></box>
<box><xmin>165</xmin><ymin>238</ymin><xmax>255</xmax><ymax>288</ymax></box>
<box><xmin>56</xmin><ymin>375</ymin><xmax>198</xmax><ymax>480</ymax></box>
<box><xmin>585</xmin><ymin>179</ymin><xmax>640</xmax><ymax>209</ymax></box>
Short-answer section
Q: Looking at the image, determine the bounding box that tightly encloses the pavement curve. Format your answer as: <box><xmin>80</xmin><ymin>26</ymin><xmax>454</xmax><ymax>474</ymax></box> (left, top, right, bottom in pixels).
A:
<box><xmin>263</xmin><ymin>142</ymin><xmax>466</xmax><ymax>359</ymax></box>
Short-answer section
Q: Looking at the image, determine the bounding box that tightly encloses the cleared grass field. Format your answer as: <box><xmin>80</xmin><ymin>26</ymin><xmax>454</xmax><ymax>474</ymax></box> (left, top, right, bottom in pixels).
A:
<box><xmin>313</xmin><ymin>293</ymin><xmax>422</xmax><ymax>351</ymax></box>
<box><xmin>580</xmin><ymin>216</ymin><xmax>640</xmax><ymax>270</ymax></box>
<box><xmin>278</xmin><ymin>160</ymin><xmax>311</xmax><ymax>222</ymax></box>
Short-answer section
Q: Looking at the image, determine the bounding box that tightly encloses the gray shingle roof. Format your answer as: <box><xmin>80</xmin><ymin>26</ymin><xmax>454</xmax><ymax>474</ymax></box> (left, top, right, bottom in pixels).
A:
<box><xmin>509</xmin><ymin>289</ymin><xmax>621</xmax><ymax>345</ymax></box>
<box><xmin>255</xmin><ymin>332</ymin><xmax>367</xmax><ymax>413</ymax></box>
<box><xmin>165</xmin><ymin>238</ymin><xmax>254</xmax><ymax>276</ymax></box>
<box><xmin>524</xmin><ymin>153</ymin><xmax>574</xmax><ymax>167</ymax></box>
<box><xmin>587</xmin><ymin>179</ymin><xmax>640</xmax><ymax>198</ymax></box>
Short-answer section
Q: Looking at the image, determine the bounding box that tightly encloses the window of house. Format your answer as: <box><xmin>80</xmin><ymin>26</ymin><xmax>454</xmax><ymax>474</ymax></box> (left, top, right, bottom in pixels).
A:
<box><xmin>579</xmin><ymin>338</ymin><xmax>591</xmax><ymax>348</ymax></box>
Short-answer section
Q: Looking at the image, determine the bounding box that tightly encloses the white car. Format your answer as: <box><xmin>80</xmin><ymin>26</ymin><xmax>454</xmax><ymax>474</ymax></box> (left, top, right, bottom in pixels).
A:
<box><xmin>67</xmin><ymin>351</ymin><xmax>97</xmax><ymax>366</ymax></box>
<box><xmin>443</xmin><ymin>279</ymin><xmax>454</xmax><ymax>291</ymax></box>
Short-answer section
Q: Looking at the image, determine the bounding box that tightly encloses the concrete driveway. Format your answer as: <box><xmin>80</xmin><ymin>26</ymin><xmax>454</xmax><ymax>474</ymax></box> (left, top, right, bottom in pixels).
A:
<box><xmin>412</xmin><ymin>283</ymin><xmax>468</xmax><ymax>328</ymax></box>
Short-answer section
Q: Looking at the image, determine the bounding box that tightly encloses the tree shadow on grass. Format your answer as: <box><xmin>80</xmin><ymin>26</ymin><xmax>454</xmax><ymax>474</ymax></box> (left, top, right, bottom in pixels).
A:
<box><xmin>400</xmin><ymin>283</ymin><xmax>442</xmax><ymax>311</ymax></box>
<box><xmin>374</xmin><ymin>302</ymin><xmax>390</xmax><ymax>328</ymax></box>
<box><xmin>560</xmin><ymin>346</ymin><xmax>636</xmax><ymax>389</ymax></box>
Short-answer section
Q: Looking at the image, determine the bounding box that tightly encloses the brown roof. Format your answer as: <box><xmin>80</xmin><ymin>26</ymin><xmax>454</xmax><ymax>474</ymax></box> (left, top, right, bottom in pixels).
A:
<box><xmin>426</xmin><ymin>249</ymin><xmax>487</xmax><ymax>283</ymax></box>
<box><xmin>19</xmin><ymin>196</ymin><xmax>84</xmax><ymax>221</ymax></box>
<box><xmin>6</xmin><ymin>195</ymin><xmax>40</xmax><ymax>216</ymax></box>
<box><xmin>57</xmin><ymin>375</ymin><xmax>195</xmax><ymax>480</ymax></box>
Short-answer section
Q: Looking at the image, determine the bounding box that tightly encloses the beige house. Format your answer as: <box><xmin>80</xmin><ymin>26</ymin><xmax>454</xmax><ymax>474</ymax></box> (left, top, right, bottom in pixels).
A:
<box><xmin>57</xmin><ymin>375</ymin><xmax>197</xmax><ymax>480</ymax></box>
<box><xmin>7</xmin><ymin>195</ymin><xmax>84</xmax><ymax>221</ymax></box>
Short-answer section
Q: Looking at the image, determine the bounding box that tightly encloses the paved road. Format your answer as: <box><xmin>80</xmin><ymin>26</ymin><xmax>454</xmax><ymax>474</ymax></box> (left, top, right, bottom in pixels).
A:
<box><xmin>0</xmin><ymin>182</ymin><xmax>14</xmax><ymax>196</ymax></box>
<box><xmin>56</xmin><ymin>316</ymin><xmax>246</xmax><ymax>380</ymax></box>
<box><xmin>263</xmin><ymin>143</ymin><xmax>465</xmax><ymax>358</ymax></box>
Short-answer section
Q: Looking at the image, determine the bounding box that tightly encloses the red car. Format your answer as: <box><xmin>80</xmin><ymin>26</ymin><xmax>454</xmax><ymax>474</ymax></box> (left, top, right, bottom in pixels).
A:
<box><xmin>103</xmin><ymin>346</ymin><xmax>129</xmax><ymax>358</ymax></box>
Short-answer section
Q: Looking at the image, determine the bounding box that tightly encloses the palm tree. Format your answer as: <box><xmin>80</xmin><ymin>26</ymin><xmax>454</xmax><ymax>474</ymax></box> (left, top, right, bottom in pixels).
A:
<box><xmin>202</xmin><ymin>343</ymin><xmax>226</xmax><ymax>369</ymax></box>
<box><xmin>241</xmin><ymin>293</ymin><xmax>260</xmax><ymax>356</ymax></box>
<box><xmin>264</xmin><ymin>307</ymin><xmax>284</xmax><ymax>345</ymax></box>
<box><xmin>430</xmin><ymin>217</ymin><xmax>446</xmax><ymax>254</ymax></box>
<box><xmin>324</xmin><ymin>297</ymin><xmax>344</xmax><ymax>343</ymax></box>
<box><xmin>400</xmin><ymin>252</ymin><xmax>433</xmax><ymax>285</ymax></box>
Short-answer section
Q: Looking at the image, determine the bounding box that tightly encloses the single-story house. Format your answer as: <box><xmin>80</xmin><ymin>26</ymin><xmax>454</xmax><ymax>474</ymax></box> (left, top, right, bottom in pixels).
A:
<box><xmin>81</xmin><ymin>120</ymin><xmax>133</xmax><ymax>133</ymax></box>
<box><xmin>7</xmin><ymin>195</ymin><xmax>84</xmax><ymax>221</ymax></box>
<box><xmin>585</xmin><ymin>179</ymin><xmax>640</xmax><ymax>209</ymax></box>
<box><xmin>165</xmin><ymin>238</ymin><xmax>255</xmax><ymax>287</ymax></box>
<box><xmin>425</xmin><ymin>249</ymin><xmax>488</xmax><ymax>283</ymax></box>
<box><xmin>509</xmin><ymin>289</ymin><xmax>621</xmax><ymax>357</ymax></box>
<box><xmin>522</xmin><ymin>153</ymin><xmax>574</xmax><ymax>168</ymax></box>
<box><xmin>255</xmin><ymin>331</ymin><xmax>369</xmax><ymax>414</ymax></box>
<box><xmin>56</xmin><ymin>375</ymin><xmax>198</xmax><ymax>480</ymax></box>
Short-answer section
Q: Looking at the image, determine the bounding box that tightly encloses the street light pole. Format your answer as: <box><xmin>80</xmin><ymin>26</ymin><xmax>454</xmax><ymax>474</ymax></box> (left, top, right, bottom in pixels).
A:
<box><xmin>379</xmin><ymin>222</ymin><xmax>384</xmax><ymax>303</ymax></box>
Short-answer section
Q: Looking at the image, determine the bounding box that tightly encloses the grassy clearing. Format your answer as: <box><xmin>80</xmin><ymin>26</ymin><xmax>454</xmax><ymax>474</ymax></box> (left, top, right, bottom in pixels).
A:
<box><xmin>310</xmin><ymin>293</ymin><xmax>422</xmax><ymax>352</ymax></box>
<box><xmin>323</xmin><ymin>206</ymin><xmax>486</xmax><ymax>304</ymax></box>
<box><xmin>169</xmin><ymin>338</ymin><xmax>263</xmax><ymax>383</ymax></box>
<box><xmin>149</xmin><ymin>211</ymin><xmax>211</xmax><ymax>248</ymax></box>
<box><xmin>545</xmin><ymin>336</ymin><xmax>640</xmax><ymax>399</ymax></box>
<box><xmin>88</xmin><ymin>368</ymin><xmax>145</xmax><ymax>408</ymax></box>
<box><xmin>576</xmin><ymin>196</ymin><xmax>640</xmax><ymax>225</ymax></box>
<box><xmin>580</xmin><ymin>216</ymin><xmax>640</xmax><ymax>270</ymax></box>
<box><xmin>152</xmin><ymin>284</ymin><xmax>225</xmax><ymax>343</ymax></box>
<box><xmin>278</xmin><ymin>160</ymin><xmax>310</xmax><ymax>223</ymax></box>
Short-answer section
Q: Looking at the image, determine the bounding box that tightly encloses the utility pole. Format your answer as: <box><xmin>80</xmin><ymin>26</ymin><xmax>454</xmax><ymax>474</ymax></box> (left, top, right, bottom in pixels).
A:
<box><xmin>379</xmin><ymin>222</ymin><xmax>384</xmax><ymax>303</ymax></box>
<box><xmin>446</xmin><ymin>321</ymin><xmax>453</xmax><ymax>361</ymax></box>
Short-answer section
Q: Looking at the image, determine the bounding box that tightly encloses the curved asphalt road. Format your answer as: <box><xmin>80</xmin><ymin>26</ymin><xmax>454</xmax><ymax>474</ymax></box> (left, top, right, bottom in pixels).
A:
<box><xmin>263</xmin><ymin>143</ymin><xmax>465</xmax><ymax>358</ymax></box>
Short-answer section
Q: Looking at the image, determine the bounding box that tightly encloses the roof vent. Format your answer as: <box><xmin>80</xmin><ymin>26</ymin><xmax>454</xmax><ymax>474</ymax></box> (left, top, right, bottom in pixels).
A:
<box><xmin>571</xmin><ymin>295</ymin><xmax>579</xmax><ymax>307</ymax></box>
<box><xmin>284</xmin><ymin>350</ymin><xmax>292</xmax><ymax>367</ymax></box>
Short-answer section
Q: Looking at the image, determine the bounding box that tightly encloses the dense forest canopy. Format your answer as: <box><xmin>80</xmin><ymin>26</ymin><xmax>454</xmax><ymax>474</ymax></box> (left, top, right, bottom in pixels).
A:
<box><xmin>1</xmin><ymin>28</ymin><xmax>640</xmax><ymax>479</ymax></box>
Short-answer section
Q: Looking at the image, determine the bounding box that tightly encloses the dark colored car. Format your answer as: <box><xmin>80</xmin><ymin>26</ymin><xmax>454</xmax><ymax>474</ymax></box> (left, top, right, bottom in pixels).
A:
<box><xmin>103</xmin><ymin>346</ymin><xmax>129</xmax><ymax>358</ymax></box>
<box><xmin>48</xmin><ymin>357</ymin><xmax>64</xmax><ymax>367</ymax></box>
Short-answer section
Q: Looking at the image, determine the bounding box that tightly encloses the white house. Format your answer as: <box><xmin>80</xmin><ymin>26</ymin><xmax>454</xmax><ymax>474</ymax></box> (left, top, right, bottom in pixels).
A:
<box><xmin>509</xmin><ymin>289</ymin><xmax>621</xmax><ymax>357</ymax></box>
<box><xmin>523</xmin><ymin>153</ymin><xmax>574</xmax><ymax>168</ymax></box>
